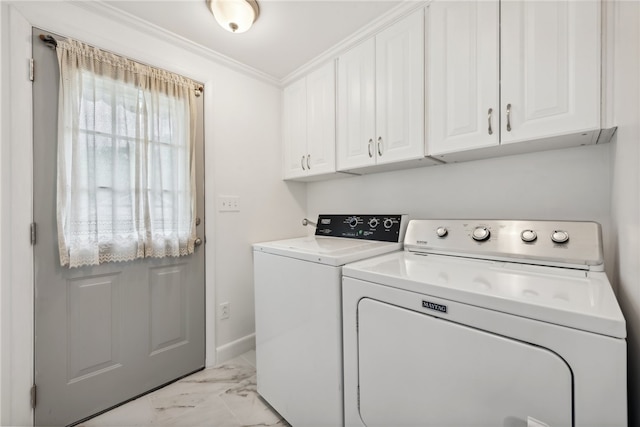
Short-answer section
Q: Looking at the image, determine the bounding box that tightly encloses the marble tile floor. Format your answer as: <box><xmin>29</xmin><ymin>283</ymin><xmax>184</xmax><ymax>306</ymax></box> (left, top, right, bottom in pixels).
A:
<box><xmin>79</xmin><ymin>351</ymin><xmax>290</xmax><ymax>427</ymax></box>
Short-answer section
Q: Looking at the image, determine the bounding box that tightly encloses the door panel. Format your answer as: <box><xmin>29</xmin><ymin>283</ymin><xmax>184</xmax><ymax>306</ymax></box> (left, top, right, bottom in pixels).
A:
<box><xmin>357</xmin><ymin>298</ymin><xmax>573</xmax><ymax>427</ymax></box>
<box><xmin>33</xmin><ymin>28</ymin><xmax>205</xmax><ymax>426</ymax></box>
<box><xmin>427</xmin><ymin>0</ymin><xmax>499</xmax><ymax>155</ymax></box>
<box><xmin>282</xmin><ymin>77</ymin><xmax>307</xmax><ymax>179</ymax></box>
<box><xmin>149</xmin><ymin>263</ymin><xmax>188</xmax><ymax>354</ymax></box>
<box><xmin>306</xmin><ymin>61</ymin><xmax>336</xmax><ymax>176</ymax></box>
<box><xmin>375</xmin><ymin>8</ymin><xmax>424</xmax><ymax>164</ymax></box>
<box><xmin>336</xmin><ymin>38</ymin><xmax>376</xmax><ymax>170</ymax></box>
<box><xmin>501</xmin><ymin>0</ymin><xmax>600</xmax><ymax>143</ymax></box>
<box><xmin>67</xmin><ymin>274</ymin><xmax>122</xmax><ymax>382</ymax></box>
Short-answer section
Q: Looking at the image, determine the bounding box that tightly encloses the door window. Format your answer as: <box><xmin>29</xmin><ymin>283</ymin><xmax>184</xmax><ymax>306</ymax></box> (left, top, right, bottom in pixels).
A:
<box><xmin>56</xmin><ymin>39</ymin><xmax>201</xmax><ymax>267</ymax></box>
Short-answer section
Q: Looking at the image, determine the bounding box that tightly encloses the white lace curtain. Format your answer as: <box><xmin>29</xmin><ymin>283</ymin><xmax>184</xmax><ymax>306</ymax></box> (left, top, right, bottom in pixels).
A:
<box><xmin>56</xmin><ymin>39</ymin><xmax>199</xmax><ymax>268</ymax></box>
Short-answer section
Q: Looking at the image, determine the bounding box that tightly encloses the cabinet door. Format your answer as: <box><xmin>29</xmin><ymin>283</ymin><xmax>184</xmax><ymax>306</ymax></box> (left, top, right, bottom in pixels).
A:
<box><xmin>427</xmin><ymin>1</ymin><xmax>499</xmax><ymax>156</ymax></box>
<box><xmin>337</xmin><ymin>38</ymin><xmax>376</xmax><ymax>170</ymax></box>
<box><xmin>282</xmin><ymin>77</ymin><xmax>308</xmax><ymax>179</ymax></box>
<box><xmin>375</xmin><ymin>8</ymin><xmax>426</xmax><ymax>165</ymax></box>
<box><xmin>306</xmin><ymin>62</ymin><xmax>336</xmax><ymax>176</ymax></box>
<box><xmin>501</xmin><ymin>0</ymin><xmax>600</xmax><ymax>144</ymax></box>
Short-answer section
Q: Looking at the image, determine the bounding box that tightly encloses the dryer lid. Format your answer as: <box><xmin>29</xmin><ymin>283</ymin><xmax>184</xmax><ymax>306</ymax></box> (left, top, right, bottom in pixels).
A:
<box><xmin>343</xmin><ymin>251</ymin><xmax>626</xmax><ymax>339</ymax></box>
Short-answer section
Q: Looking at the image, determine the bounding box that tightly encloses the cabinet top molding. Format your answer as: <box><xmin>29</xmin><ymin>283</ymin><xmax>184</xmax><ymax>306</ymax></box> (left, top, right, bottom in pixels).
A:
<box><xmin>280</xmin><ymin>0</ymin><xmax>430</xmax><ymax>87</ymax></box>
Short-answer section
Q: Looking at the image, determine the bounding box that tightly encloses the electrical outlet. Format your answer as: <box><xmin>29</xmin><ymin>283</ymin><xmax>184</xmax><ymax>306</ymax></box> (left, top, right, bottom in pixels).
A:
<box><xmin>218</xmin><ymin>196</ymin><xmax>240</xmax><ymax>212</ymax></box>
<box><xmin>220</xmin><ymin>302</ymin><xmax>230</xmax><ymax>319</ymax></box>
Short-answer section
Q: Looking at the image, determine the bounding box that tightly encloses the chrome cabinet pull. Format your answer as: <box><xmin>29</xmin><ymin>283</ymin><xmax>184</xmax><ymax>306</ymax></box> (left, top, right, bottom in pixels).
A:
<box><xmin>506</xmin><ymin>103</ymin><xmax>512</xmax><ymax>132</ymax></box>
<box><xmin>194</xmin><ymin>237</ymin><xmax>203</xmax><ymax>247</ymax></box>
<box><xmin>306</xmin><ymin>154</ymin><xmax>311</xmax><ymax>170</ymax></box>
<box><xmin>368</xmin><ymin>139</ymin><xmax>373</xmax><ymax>158</ymax></box>
<box><xmin>488</xmin><ymin>108</ymin><xmax>493</xmax><ymax>135</ymax></box>
<box><xmin>377</xmin><ymin>137</ymin><xmax>383</xmax><ymax>156</ymax></box>
<box><xmin>301</xmin><ymin>155</ymin><xmax>306</xmax><ymax>170</ymax></box>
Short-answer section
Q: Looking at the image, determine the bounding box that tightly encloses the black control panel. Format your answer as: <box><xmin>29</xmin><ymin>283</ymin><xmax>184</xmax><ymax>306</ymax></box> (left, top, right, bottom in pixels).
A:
<box><xmin>314</xmin><ymin>215</ymin><xmax>405</xmax><ymax>243</ymax></box>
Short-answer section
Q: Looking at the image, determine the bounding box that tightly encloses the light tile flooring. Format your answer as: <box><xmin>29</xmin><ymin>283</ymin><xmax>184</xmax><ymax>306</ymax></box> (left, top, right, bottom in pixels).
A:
<box><xmin>80</xmin><ymin>351</ymin><xmax>289</xmax><ymax>427</ymax></box>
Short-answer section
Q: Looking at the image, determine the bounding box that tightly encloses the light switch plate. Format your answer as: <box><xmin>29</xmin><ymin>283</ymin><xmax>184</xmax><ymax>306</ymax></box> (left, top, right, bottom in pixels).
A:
<box><xmin>218</xmin><ymin>195</ymin><xmax>240</xmax><ymax>212</ymax></box>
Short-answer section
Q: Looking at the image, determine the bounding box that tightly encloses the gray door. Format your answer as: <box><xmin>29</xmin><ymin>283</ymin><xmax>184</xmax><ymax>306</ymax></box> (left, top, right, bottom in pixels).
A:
<box><xmin>33</xmin><ymin>28</ymin><xmax>206</xmax><ymax>427</ymax></box>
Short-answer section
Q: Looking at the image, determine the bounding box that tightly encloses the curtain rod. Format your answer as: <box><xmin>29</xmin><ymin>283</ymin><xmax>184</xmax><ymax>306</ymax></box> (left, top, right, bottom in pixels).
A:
<box><xmin>37</xmin><ymin>33</ymin><xmax>204</xmax><ymax>96</ymax></box>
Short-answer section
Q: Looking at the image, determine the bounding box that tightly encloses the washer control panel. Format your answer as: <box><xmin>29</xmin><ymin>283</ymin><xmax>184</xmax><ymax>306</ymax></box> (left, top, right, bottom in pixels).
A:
<box><xmin>404</xmin><ymin>219</ymin><xmax>604</xmax><ymax>269</ymax></box>
<box><xmin>314</xmin><ymin>214</ymin><xmax>407</xmax><ymax>242</ymax></box>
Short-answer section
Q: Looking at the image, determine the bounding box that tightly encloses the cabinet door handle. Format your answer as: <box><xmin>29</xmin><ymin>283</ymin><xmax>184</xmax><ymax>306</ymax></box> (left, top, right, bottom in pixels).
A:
<box><xmin>306</xmin><ymin>154</ymin><xmax>311</xmax><ymax>170</ymax></box>
<box><xmin>368</xmin><ymin>139</ymin><xmax>373</xmax><ymax>158</ymax></box>
<box><xmin>301</xmin><ymin>155</ymin><xmax>306</xmax><ymax>170</ymax></box>
<box><xmin>377</xmin><ymin>137</ymin><xmax>383</xmax><ymax>156</ymax></box>
<box><xmin>488</xmin><ymin>108</ymin><xmax>493</xmax><ymax>135</ymax></box>
<box><xmin>506</xmin><ymin>103</ymin><xmax>512</xmax><ymax>132</ymax></box>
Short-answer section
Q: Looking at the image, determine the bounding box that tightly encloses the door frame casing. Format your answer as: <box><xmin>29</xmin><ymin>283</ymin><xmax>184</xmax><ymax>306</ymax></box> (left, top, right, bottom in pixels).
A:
<box><xmin>1</xmin><ymin>3</ymin><xmax>220</xmax><ymax>425</ymax></box>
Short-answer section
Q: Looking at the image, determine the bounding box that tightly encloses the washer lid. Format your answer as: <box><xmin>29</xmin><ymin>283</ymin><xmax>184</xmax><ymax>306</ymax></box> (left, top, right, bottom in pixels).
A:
<box><xmin>253</xmin><ymin>236</ymin><xmax>402</xmax><ymax>267</ymax></box>
<box><xmin>343</xmin><ymin>251</ymin><xmax>626</xmax><ymax>338</ymax></box>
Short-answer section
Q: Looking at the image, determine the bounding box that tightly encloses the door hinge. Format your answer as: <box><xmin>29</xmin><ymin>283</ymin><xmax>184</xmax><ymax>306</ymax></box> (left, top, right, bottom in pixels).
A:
<box><xmin>30</xmin><ymin>384</ymin><xmax>37</xmax><ymax>409</ymax></box>
<box><xmin>30</xmin><ymin>222</ymin><xmax>37</xmax><ymax>245</ymax></box>
<box><xmin>29</xmin><ymin>58</ymin><xmax>34</xmax><ymax>82</ymax></box>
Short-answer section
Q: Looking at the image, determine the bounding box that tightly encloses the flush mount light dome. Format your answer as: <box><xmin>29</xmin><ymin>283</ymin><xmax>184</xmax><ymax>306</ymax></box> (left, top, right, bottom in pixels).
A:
<box><xmin>207</xmin><ymin>0</ymin><xmax>260</xmax><ymax>34</ymax></box>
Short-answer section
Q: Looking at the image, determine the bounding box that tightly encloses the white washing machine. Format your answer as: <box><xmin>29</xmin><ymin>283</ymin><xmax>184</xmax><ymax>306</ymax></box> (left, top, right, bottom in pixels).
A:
<box><xmin>342</xmin><ymin>219</ymin><xmax>627</xmax><ymax>427</ymax></box>
<box><xmin>253</xmin><ymin>214</ymin><xmax>408</xmax><ymax>427</ymax></box>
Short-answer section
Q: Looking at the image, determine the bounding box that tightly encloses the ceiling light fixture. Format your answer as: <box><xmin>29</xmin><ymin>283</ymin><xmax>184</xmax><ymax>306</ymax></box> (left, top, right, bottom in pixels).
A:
<box><xmin>207</xmin><ymin>0</ymin><xmax>260</xmax><ymax>34</ymax></box>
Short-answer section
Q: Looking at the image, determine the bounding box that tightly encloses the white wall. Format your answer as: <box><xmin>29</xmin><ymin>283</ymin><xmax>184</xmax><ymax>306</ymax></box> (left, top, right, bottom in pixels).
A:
<box><xmin>0</xmin><ymin>1</ymin><xmax>305</xmax><ymax>424</ymax></box>
<box><xmin>211</xmin><ymin>73</ymin><xmax>306</xmax><ymax>358</ymax></box>
<box><xmin>308</xmin><ymin>144</ymin><xmax>613</xmax><ymax>271</ymax></box>
<box><xmin>610</xmin><ymin>1</ymin><xmax>640</xmax><ymax>425</ymax></box>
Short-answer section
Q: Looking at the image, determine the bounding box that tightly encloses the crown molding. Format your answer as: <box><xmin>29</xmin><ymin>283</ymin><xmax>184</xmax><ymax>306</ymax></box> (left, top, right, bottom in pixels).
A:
<box><xmin>280</xmin><ymin>0</ymin><xmax>430</xmax><ymax>86</ymax></box>
<box><xmin>13</xmin><ymin>0</ymin><xmax>430</xmax><ymax>88</ymax></box>
<box><xmin>73</xmin><ymin>1</ymin><xmax>281</xmax><ymax>87</ymax></box>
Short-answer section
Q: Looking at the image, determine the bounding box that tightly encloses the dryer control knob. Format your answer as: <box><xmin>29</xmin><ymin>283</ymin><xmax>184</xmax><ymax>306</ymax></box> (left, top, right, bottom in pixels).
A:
<box><xmin>368</xmin><ymin>218</ymin><xmax>380</xmax><ymax>228</ymax></box>
<box><xmin>348</xmin><ymin>217</ymin><xmax>359</xmax><ymax>228</ymax></box>
<box><xmin>472</xmin><ymin>226</ymin><xmax>490</xmax><ymax>241</ymax></box>
<box><xmin>521</xmin><ymin>230</ymin><xmax>537</xmax><ymax>243</ymax></box>
<box><xmin>551</xmin><ymin>230</ymin><xmax>570</xmax><ymax>244</ymax></box>
<box><xmin>383</xmin><ymin>218</ymin><xmax>394</xmax><ymax>229</ymax></box>
<box><xmin>436</xmin><ymin>227</ymin><xmax>448</xmax><ymax>238</ymax></box>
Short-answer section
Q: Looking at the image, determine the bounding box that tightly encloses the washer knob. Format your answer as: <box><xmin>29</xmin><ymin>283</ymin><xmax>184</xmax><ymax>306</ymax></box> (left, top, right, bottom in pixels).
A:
<box><xmin>368</xmin><ymin>218</ymin><xmax>380</xmax><ymax>228</ymax></box>
<box><xmin>383</xmin><ymin>218</ymin><xmax>394</xmax><ymax>229</ymax></box>
<box><xmin>521</xmin><ymin>229</ymin><xmax>537</xmax><ymax>243</ymax></box>
<box><xmin>472</xmin><ymin>226</ymin><xmax>490</xmax><ymax>241</ymax></box>
<box><xmin>436</xmin><ymin>227</ymin><xmax>448</xmax><ymax>238</ymax></box>
<box><xmin>348</xmin><ymin>217</ymin><xmax>359</xmax><ymax>228</ymax></box>
<box><xmin>551</xmin><ymin>230</ymin><xmax>570</xmax><ymax>244</ymax></box>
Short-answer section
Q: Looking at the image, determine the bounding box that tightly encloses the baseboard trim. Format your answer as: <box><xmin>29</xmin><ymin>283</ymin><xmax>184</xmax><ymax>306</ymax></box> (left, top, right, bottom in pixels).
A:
<box><xmin>214</xmin><ymin>333</ymin><xmax>256</xmax><ymax>366</ymax></box>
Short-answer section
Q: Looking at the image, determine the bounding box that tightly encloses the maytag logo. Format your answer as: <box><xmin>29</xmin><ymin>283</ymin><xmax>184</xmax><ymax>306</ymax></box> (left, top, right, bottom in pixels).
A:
<box><xmin>422</xmin><ymin>300</ymin><xmax>447</xmax><ymax>313</ymax></box>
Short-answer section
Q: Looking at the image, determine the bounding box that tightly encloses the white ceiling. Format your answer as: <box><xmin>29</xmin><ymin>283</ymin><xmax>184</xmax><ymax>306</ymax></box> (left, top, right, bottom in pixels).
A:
<box><xmin>104</xmin><ymin>0</ymin><xmax>402</xmax><ymax>81</ymax></box>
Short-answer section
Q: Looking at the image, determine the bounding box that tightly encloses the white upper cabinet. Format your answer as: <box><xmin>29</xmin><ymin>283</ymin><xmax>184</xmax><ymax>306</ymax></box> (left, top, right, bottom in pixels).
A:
<box><xmin>375</xmin><ymin>9</ymin><xmax>426</xmax><ymax>165</ymax></box>
<box><xmin>337</xmin><ymin>8</ymin><xmax>425</xmax><ymax>171</ymax></box>
<box><xmin>283</xmin><ymin>77</ymin><xmax>307</xmax><ymax>178</ymax></box>
<box><xmin>500</xmin><ymin>0</ymin><xmax>600</xmax><ymax>144</ymax></box>
<box><xmin>283</xmin><ymin>61</ymin><xmax>336</xmax><ymax>180</ymax></box>
<box><xmin>428</xmin><ymin>0</ymin><xmax>601</xmax><ymax>158</ymax></box>
<box><xmin>306</xmin><ymin>62</ymin><xmax>337</xmax><ymax>175</ymax></box>
<box><xmin>427</xmin><ymin>1</ymin><xmax>499</xmax><ymax>155</ymax></box>
<box><xmin>336</xmin><ymin>38</ymin><xmax>376</xmax><ymax>170</ymax></box>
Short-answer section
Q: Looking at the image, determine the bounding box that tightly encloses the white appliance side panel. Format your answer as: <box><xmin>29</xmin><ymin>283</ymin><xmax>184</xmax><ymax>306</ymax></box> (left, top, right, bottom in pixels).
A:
<box><xmin>254</xmin><ymin>251</ymin><xmax>343</xmax><ymax>426</ymax></box>
<box><xmin>357</xmin><ymin>298</ymin><xmax>573</xmax><ymax>427</ymax></box>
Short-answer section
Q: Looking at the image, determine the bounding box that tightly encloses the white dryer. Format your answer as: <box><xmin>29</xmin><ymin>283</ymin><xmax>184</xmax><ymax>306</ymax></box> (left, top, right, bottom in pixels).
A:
<box><xmin>253</xmin><ymin>214</ymin><xmax>408</xmax><ymax>427</ymax></box>
<box><xmin>342</xmin><ymin>219</ymin><xmax>627</xmax><ymax>427</ymax></box>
